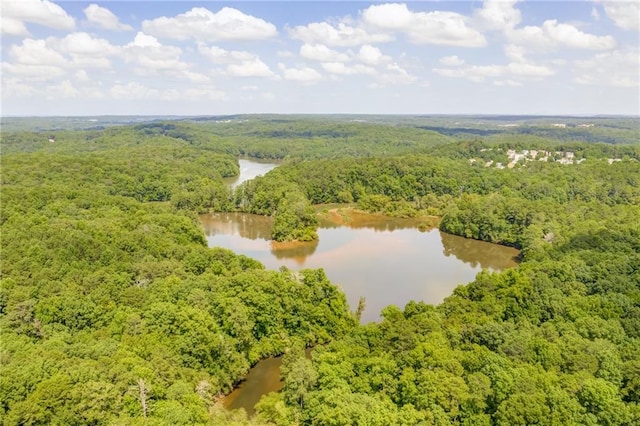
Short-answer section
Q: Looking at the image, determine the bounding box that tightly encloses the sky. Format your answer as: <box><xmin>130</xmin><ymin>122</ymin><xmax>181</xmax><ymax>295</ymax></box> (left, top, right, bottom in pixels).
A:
<box><xmin>1</xmin><ymin>0</ymin><xmax>639</xmax><ymax>116</ymax></box>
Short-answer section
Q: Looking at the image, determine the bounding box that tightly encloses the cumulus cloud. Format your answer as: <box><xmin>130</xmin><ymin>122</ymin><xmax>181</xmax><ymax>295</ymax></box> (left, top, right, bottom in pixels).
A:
<box><xmin>227</xmin><ymin>58</ymin><xmax>276</xmax><ymax>78</ymax></box>
<box><xmin>434</xmin><ymin>45</ymin><xmax>554</xmax><ymax>83</ymax></box>
<box><xmin>362</xmin><ymin>3</ymin><xmax>486</xmax><ymax>47</ymax></box>
<box><xmin>473</xmin><ymin>0</ymin><xmax>521</xmax><ymax>31</ymax></box>
<box><xmin>278</xmin><ymin>63</ymin><xmax>323</xmax><ymax>83</ymax></box>
<box><xmin>122</xmin><ymin>32</ymin><xmax>210</xmax><ymax>82</ymax></box>
<box><xmin>45</xmin><ymin>79</ymin><xmax>81</xmax><ymax>99</ymax></box>
<box><xmin>473</xmin><ymin>1</ymin><xmax>617</xmax><ymax>50</ymax></box>
<box><xmin>1</xmin><ymin>0</ymin><xmax>75</xmax><ymax>35</ymax></box>
<box><xmin>300</xmin><ymin>43</ymin><xmax>350</xmax><ymax>62</ymax></box>
<box><xmin>504</xmin><ymin>44</ymin><xmax>526</xmax><ymax>62</ymax></box>
<box><xmin>142</xmin><ymin>7</ymin><xmax>277</xmax><ymax>41</ymax></box>
<box><xmin>361</xmin><ymin>3</ymin><xmax>414</xmax><ymax>30</ymax></box>
<box><xmin>83</xmin><ymin>4</ymin><xmax>133</xmax><ymax>31</ymax></box>
<box><xmin>2</xmin><ymin>34</ymin><xmax>119</xmax><ymax>81</ymax></box>
<box><xmin>198</xmin><ymin>44</ymin><xmax>256</xmax><ymax>64</ymax></box>
<box><xmin>290</xmin><ymin>3</ymin><xmax>486</xmax><ymax>48</ymax></box>
<box><xmin>1</xmin><ymin>62</ymin><xmax>66</xmax><ymax>81</ymax></box>
<box><xmin>510</xmin><ymin>19</ymin><xmax>616</xmax><ymax>50</ymax></box>
<box><xmin>375</xmin><ymin>62</ymin><xmax>418</xmax><ymax>85</ymax></box>
<box><xmin>357</xmin><ymin>45</ymin><xmax>391</xmax><ymax>65</ymax></box>
<box><xmin>49</xmin><ymin>33</ymin><xmax>120</xmax><ymax>68</ymax></box>
<box><xmin>599</xmin><ymin>0</ymin><xmax>640</xmax><ymax>31</ymax></box>
<box><xmin>127</xmin><ymin>32</ymin><xmax>161</xmax><ymax>48</ymax></box>
<box><xmin>288</xmin><ymin>21</ymin><xmax>393</xmax><ymax>47</ymax></box>
<box><xmin>197</xmin><ymin>43</ymin><xmax>275</xmax><ymax>78</ymax></box>
<box><xmin>123</xmin><ymin>33</ymin><xmax>186</xmax><ymax>72</ymax></box>
<box><xmin>574</xmin><ymin>49</ymin><xmax>640</xmax><ymax>87</ymax></box>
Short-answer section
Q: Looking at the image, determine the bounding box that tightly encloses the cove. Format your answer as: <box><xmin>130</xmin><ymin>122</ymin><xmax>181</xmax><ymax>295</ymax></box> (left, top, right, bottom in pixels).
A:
<box><xmin>224</xmin><ymin>158</ymin><xmax>283</xmax><ymax>188</ymax></box>
<box><xmin>201</xmin><ymin>211</ymin><xmax>519</xmax><ymax>324</ymax></box>
<box><xmin>210</xmin><ymin>158</ymin><xmax>519</xmax><ymax>416</ymax></box>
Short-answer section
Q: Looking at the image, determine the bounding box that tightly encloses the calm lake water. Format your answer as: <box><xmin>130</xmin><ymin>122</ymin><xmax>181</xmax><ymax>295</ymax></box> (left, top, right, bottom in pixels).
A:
<box><xmin>224</xmin><ymin>158</ymin><xmax>282</xmax><ymax>188</ymax></box>
<box><xmin>201</xmin><ymin>212</ymin><xmax>519</xmax><ymax>323</ymax></box>
<box><xmin>210</xmin><ymin>158</ymin><xmax>519</xmax><ymax>415</ymax></box>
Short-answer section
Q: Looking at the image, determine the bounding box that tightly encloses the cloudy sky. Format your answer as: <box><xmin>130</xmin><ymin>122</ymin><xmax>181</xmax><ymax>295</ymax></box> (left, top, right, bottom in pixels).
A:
<box><xmin>1</xmin><ymin>0</ymin><xmax>638</xmax><ymax>116</ymax></box>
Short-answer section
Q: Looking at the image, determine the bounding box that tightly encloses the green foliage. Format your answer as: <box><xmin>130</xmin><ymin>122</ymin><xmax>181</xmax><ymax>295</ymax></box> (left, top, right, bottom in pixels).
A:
<box><xmin>2</xmin><ymin>116</ymin><xmax>639</xmax><ymax>425</ymax></box>
<box><xmin>0</xmin><ymin>127</ymin><xmax>355</xmax><ymax>425</ymax></box>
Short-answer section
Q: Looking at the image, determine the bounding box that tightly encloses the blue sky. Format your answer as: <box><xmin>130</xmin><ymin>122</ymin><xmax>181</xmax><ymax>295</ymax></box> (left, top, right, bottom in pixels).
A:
<box><xmin>1</xmin><ymin>0</ymin><xmax>638</xmax><ymax>116</ymax></box>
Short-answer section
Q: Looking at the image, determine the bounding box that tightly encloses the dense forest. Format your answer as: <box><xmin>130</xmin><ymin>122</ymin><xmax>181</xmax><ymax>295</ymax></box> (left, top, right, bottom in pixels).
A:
<box><xmin>1</xmin><ymin>116</ymin><xmax>639</xmax><ymax>425</ymax></box>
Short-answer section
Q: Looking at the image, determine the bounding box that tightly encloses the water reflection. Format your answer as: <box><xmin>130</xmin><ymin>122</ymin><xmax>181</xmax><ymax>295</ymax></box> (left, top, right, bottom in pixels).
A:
<box><xmin>224</xmin><ymin>158</ymin><xmax>281</xmax><ymax>188</ymax></box>
<box><xmin>202</xmin><ymin>212</ymin><xmax>273</xmax><ymax>241</ymax></box>
<box><xmin>271</xmin><ymin>240</ymin><xmax>319</xmax><ymax>264</ymax></box>
<box><xmin>200</xmin><ymin>212</ymin><xmax>519</xmax><ymax>323</ymax></box>
<box><xmin>223</xmin><ymin>356</ymin><xmax>283</xmax><ymax>416</ymax></box>
<box><xmin>440</xmin><ymin>232</ymin><xmax>520</xmax><ymax>270</ymax></box>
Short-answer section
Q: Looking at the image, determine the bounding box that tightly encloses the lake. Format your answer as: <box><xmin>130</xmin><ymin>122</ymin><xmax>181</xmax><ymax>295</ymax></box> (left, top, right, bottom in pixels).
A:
<box><xmin>200</xmin><ymin>211</ymin><xmax>519</xmax><ymax>324</ymax></box>
<box><xmin>209</xmin><ymin>158</ymin><xmax>519</xmax><ymax>415</ymax></box>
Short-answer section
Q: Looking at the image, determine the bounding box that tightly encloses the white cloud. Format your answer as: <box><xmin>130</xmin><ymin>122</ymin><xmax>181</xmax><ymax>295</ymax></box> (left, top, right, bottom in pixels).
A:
<box><xmin>227</xmin><ymin>58</ymin><xmax>276</xmax><ymax>78</ymax></box>
<box><xmin>376</xmin><ymin>62</ymin><xmax>418</xmax><ymax>85</ymax></box>
<box><xmin>54</xmin><ymin>32</ymin><xmax>118</xmax><ymax>57</ymax></box>
<box><xmin>510</xmin><ymin>19</ymin><xmax>616</xmax><ymax>50</ymax></box>
<box><xmin>473</xmin><ymin>0</ymin><xmax>521</xmax><ymax>31</ymax></box>
<box><xmin>407</xmin><ymin>11</ymin><xmax>486</xmax><ymax>47</ymax></box>
<box><xmin>83</xmin><ymin>4</ymin><xmax>133</xmax><ymax>31</ymax></box>
<box><xmin>357</xmin><ymin>45</ymin><xmax>391</xmax><ymax>65</ymax></box>
<box><xmin>45</xmin><ymin>80</ymin><xmax>81</xmax><ymax>99</ymax></box>
<box><xmin>363</xmin><ymin>3</ymin><xmax>486</xmax><ymax>47</ymax></box>
<box><xmin>1</xmin><ymin>0</ymin><xmax>75</xmax><ymax>35</ymax></box>
<box><xmin>1</xmin><ymin>78</ymin><xmax>39</xmax><ymax>97</ymax></box>
<box><xmin>1</xmin><ymin>18</ymin><xmax>29</xmax><ymax>36</ymax></box>
<box><xmin>122</xmin><ymin>32</ymin><xmax>210</xmax><ymax>82</ymax></box>
<box><xmin>197</xmin><ymin>43</ymin><xmax>273</xmax><ymax>78</ymax></box>
<box><xmin>198</xmin><ymin>44</ymin><xmax>255</xmax><ymax>64</ymax></box>
<box><xmin>50</xmin><ymin>33</ymin><xmax>119</xmax><ymax>68</ymax></box>
<box><xmin>439</xmin><ymin>55</ymin><xmax>465</xmax><ymax>67</ymax></box>
<box><xmin>279</xmin><ymin>64</ymin><xmax>323</xmax><ymax>83</ymax></box>
<box><xmin>124</xmin><ymin>33</ymin><xmax>187</xmax><ymax>73</ymax></box>
<box><xmin>182</xmin><ymin>71</ymin><xmax>210</xmax><ymax>84</ymax></box>
<box><xmin>1</xmin><ymin>35</ymin><xmax>120</xmax><ymax>81</ymax></box>
<box><xmin>599</xmin><ymin>1</ymin><xmax>640</xmax><ymax>31</ymax></box>
<box><xmin>142</xmin><ymin>7</ymin><xmax>277</xmax><ymax>41</ymax></box>
<box><xmin>127</xmin><ymin>32</ymin><xmax>161</xmax><ymax>48</ymax></box>
<box><xmin>321</xmin><ymin>62</ymin><xmax>376</xmax><ymax>75</ymax></box>
<box><xmin>1</xmin><ymin>62</ymin><xmax>66</xmax><ymax>81</ymax></box>
<box><xmin>361</xmin><ymin>3</ymin><xmax>414</xmax><ymax>30</ymax></box>
<box><xmin>8</xmin><ymin>38</ymin><xmax>67</xmax><ymax>67</ymax></box>
<box><xmin>434</xmin><ymin>49</ymin><xmax>554</xmax><ymax>82</ymax></box>
<box><xmin>574</xmin><ymin>48</ymin><xmax>640</xmax><ymax>87</ymax></box>
<box><xmin>288</xmin><ymin>21</ymin><xmax>393</xmax><ymax>47</ymax></box>
<box><xmin>504</xmin><ymin>44</ymin><xmax>526</xmax><ymax>62</ymax></box>
<box><xmin>300</xmin><ymin>43</ymin><xmax>350</xmax><ymax>62</ymax></box>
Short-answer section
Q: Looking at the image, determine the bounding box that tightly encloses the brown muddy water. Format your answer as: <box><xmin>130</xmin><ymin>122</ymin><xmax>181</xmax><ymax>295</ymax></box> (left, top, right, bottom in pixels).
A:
<box><xmin>200</xmin><ymin>211</ymin><xmax>519</xmax><ymax>324</ymax></box>
<box><xmin>210</xmin><ymin>158</ymin><xmax>519</xmax><ymax>415</ymax></box>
